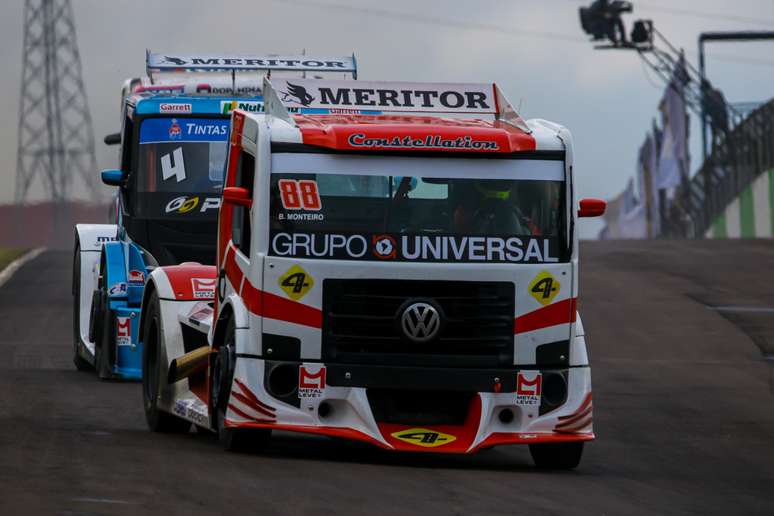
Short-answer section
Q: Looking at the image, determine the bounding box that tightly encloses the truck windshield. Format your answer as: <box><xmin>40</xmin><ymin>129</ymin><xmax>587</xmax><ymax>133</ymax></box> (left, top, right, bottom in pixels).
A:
<box><xmin>269</xmin><ymin>154</ymin><xmax>566</xmax><ymax>263</ymax></box>
<box><xmin>133</xmin><ymin>117</ymin><xmax>228</xmax><ymax>219</ymax></box>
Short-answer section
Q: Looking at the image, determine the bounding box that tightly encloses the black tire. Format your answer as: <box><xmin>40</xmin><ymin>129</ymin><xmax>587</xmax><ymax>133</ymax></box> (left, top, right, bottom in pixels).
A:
<box><xmin>88</xmin><ymin>286</ymin><xmax>105</xmax><ymax>344</ymax></box>
<box><xmin>94</xmin><ymin>286</ymin><xmax>113</xmax><ymax>380</ymax></box>
<box><xmin>529</xmin><ymin>441</ymin><xmax>584</xmax><ymax>470</ymax></box>
<box><xmin>71</xmin><ymin>241</ymin><xmax>92</xmax><ymax>371</ymax></box>
<box><xmin>211</xmin><ymin>318</ymin><xmax>271</xmax><ymax>453</ymax></box>
<box><xmin>142</xmin><ymin>290</ymin><xmax>190</xmax><ymax>433</ymax></box>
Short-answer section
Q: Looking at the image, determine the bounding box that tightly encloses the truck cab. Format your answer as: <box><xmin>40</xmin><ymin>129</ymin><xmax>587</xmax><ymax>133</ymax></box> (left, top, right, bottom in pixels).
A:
<box><xmin>72</xmin><ymin>53</ymin><xmax>358</xmax><ymax>379</ymax></box>
<box><xmin>140</xmin><ymin>77</ymin><xmax>605</xmax><ymax>469</ymax></box>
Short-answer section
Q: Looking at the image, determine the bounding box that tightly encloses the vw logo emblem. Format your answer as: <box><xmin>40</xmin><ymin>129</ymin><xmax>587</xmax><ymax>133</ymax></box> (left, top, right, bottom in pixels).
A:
<box><xmin>400</xmin><ymin>301</ymin><xmax>441</xmax><ymax>343</ymax></box>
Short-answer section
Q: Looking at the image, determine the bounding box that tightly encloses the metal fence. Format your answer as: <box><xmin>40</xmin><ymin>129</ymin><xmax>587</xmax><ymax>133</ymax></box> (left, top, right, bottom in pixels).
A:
<box><xmin>664</xmin><ymin>99</ymin><xmax>774</xmax><ymax>238</ymax></box>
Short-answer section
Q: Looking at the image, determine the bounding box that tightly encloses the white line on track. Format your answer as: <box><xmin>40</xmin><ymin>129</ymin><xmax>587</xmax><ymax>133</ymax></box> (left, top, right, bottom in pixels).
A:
<box><xmin>0</xmin><ymin>247</ymin><xmax>46</xmax><ymax>290</ymax></box>
<box><xmin>708</xmin><ymin>306</ymin><xmax>774</xmax><ymax>313</ymax></box>
<box><xmin>71</xmin><ymin>497</ymin><xmax>136</xmax><ymax>505</ymax></box>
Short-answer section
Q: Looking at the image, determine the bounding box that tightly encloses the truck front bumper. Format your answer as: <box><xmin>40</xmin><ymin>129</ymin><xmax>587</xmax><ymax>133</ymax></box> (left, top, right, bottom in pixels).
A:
<box><xmin>226</xmin><ymin>358</ymin><xmax>594</xmax><ymax>453</ymax></box>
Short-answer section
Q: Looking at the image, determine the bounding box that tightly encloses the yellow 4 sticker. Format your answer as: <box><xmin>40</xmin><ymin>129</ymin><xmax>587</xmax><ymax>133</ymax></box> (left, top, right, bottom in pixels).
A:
<box><xmin>278</xmin><ymin>265</ymin><xmax>314</xmax><ymax>301</ymax></box>
<box><xmin>391</xmin><ymin>428</ymin><xmax>457</xmax><ymax>448</ymax></box>
<box><xmin>529</xmin><ymin>270</ymin><xmax>560</xmax><ymax>306</ymax></box>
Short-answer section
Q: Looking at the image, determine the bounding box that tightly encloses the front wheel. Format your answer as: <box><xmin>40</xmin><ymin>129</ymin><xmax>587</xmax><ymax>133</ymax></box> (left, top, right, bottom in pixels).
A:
<box><xmin>93</xmin><ymin>288</ymin><xmax>113</xmax><ymax>380</ymax></box>
<box><xmin>529</xmin><ymin>441</ymin><xmax>584</xmax><ymax>470</ymax></box>
<box><xmin>71</xmin><ymin>241</ymin><xmax>92</xmax><ymax>371</ymax></box>
<box><xmin>142</xmin><ymin>290</ymin><xmax>190</xmax><ymax>433</ymax></box>
<box><xmin>211</xmin><ymin>318</ymin><xmax>271</xmax><ymax>453</ymax></box>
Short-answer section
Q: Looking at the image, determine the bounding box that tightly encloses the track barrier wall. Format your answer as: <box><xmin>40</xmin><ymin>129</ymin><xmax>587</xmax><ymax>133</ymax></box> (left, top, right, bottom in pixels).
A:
<box><xmin>705</xmin><ymin>169</ymin><xmax>774</xmax><ymax>238</ymax></box>
<box><xmin>0</xmin><ymin>202</ymin><xmax>111</xmax><ymax>249</ymax></box>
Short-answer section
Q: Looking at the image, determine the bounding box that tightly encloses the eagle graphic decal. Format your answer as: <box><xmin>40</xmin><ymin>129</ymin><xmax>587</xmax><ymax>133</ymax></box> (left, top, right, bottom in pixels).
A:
<box><xmin>162</xmin><ymin>56</ymin><xmax>187</xmax><ymax>66</ymax></box>
<box><xmin>281</xmin><ymin>82</ymin><xmax>315</xmax><ymax>106</ymax></box>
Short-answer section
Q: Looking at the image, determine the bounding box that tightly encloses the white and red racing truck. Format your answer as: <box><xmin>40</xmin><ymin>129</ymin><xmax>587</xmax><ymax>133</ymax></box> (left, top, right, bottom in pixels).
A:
<box><xmin>139</xmin><ymin>77</ymin><xmax>606</xmax><ymax>469</ymax></box>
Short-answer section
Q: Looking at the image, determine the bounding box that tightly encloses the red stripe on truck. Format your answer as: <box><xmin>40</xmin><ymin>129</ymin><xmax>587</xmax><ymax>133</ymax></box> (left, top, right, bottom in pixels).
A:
<box><xmin>261</xmin><ymin>290</ymin><xmax>323</xmax><ymax>329</ymax></box>
<box><xmin>223</xmin><ymin>245</ymin><xmax>322</xmax><ymax>329</ymax></box>
<box><xmin>514</xmin><ymin>298</ymin><xmax>577</xmax><ymax>334</ymax></box>
<box><xmin>238</xmin><ymin>285</ymin><xmax>322</xmax><ymax>329</ymax></box>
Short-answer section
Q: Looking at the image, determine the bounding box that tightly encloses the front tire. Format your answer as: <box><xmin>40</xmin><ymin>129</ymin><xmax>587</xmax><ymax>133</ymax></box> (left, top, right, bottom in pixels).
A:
<box><xmin>211</xmin><ymin>318</ymin><xmax>271</xmax><ymax>452</ymax></box>
<box><xmin>529</xmin><ymin>441</ymin><xmax>584</xmax><ymax>470</ymax></box>
<box><xmin>94</xmin><ymin>288</ymin><xmax>113</xmax><ymax>380</ymax></box>
<box><xmin>142</xmin><ymin>290</ymin><xmax>190</xmax><ymax>433</ymax></box>
<box><xmin>71</xmin><ymin>241</ymin><xmax>92</xmax><ymax>371</ymax></box>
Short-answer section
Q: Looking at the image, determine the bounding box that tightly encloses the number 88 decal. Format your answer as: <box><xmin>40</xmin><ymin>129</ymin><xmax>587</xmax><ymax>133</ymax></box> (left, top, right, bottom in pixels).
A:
<box><xmin>278</xmin><ymin>179</ymin><xmax>322</xmax><ymax>211</ymax></box>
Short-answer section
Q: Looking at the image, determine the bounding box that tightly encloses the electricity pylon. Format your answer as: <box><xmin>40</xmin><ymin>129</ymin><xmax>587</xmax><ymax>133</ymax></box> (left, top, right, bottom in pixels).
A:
<box><xmin>15</xmin><ymin>0</ymin><xmax>99</xmax><ymax>205</ymax></box>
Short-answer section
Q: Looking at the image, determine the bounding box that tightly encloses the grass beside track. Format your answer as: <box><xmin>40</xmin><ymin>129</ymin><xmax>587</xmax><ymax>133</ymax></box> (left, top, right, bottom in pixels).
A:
<box><xmin>0</xmin><ymin>248</ymin><xmax>29</xmax><ymax>273</ymax></box>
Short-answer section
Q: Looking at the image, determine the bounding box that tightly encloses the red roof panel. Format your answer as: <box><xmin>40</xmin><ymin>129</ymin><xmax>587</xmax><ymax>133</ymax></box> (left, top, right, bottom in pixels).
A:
<box><xmin>292</xmin><ymin>114</ymin><xmax>536</xmax><ymax>153</ymax></box>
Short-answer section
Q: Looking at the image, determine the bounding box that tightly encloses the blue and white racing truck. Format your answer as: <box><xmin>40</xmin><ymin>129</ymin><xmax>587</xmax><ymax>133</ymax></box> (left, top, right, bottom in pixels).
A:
<box><xmin>72</xmin><ymin>52</ymin><xmax>359</xmax><ymax>379</ymax></box>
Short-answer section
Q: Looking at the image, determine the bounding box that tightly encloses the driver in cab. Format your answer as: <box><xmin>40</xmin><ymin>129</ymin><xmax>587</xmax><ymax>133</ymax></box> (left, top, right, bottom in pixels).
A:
<box><xmin>452</xmin><ymin>181</ymin><xmax>542</xmax><ymax>236</ymax></box>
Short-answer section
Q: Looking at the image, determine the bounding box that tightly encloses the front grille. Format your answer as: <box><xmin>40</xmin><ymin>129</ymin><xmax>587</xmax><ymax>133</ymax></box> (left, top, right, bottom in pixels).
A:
<box><xmin>322</xmin><ymin>279</ymin><xmax>514</xmax><ymax>368</ymax></box>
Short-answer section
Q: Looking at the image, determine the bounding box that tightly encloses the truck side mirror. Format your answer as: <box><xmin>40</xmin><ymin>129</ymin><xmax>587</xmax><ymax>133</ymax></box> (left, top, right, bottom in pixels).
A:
<box><xmin>578</xmin><ymin>198</ymin><xmax>606</xmax><ymax>218</ymax></box>
<box><xmin>223</xmin><ymin>187</ymin><xmax>252</xmax><ymax>208</ymax></box>
<box><xmin>101</xmin><ymin>169</ymin><xmax>126</xmax><ymax>186</ymax></box>
<box><xmin>104</xmin><ymin>132</ymin><xmax>121</xmax><ymax>145</ymax></box>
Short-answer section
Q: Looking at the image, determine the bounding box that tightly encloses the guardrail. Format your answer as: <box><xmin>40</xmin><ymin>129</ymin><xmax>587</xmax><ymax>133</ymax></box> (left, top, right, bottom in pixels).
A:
<box><xmin>665</xmin><ymin>98</ymin><xmax>774</xmax><ymax>237</ymax></box>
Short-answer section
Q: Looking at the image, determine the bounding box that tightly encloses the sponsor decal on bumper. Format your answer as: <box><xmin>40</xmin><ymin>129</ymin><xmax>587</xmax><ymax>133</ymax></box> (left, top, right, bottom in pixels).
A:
<box><xmin>390</xmin><ymin>428</ymin><xmax>457</xmax><ymax>448</ymax></box>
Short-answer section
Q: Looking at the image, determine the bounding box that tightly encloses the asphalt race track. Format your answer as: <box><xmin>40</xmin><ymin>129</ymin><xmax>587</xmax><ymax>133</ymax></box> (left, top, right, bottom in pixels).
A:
<box><xmin>1</xmin><ymin>241</ymin><xmax>774</xmax><ymax>515</ymax></box>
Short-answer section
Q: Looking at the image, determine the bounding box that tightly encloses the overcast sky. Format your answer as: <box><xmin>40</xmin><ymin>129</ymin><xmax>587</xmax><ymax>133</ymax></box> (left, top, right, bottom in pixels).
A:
<box><xmin>2</xmin><ymin>0</ymin><xmax>774</xmax><ymax>238</ymax></box>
